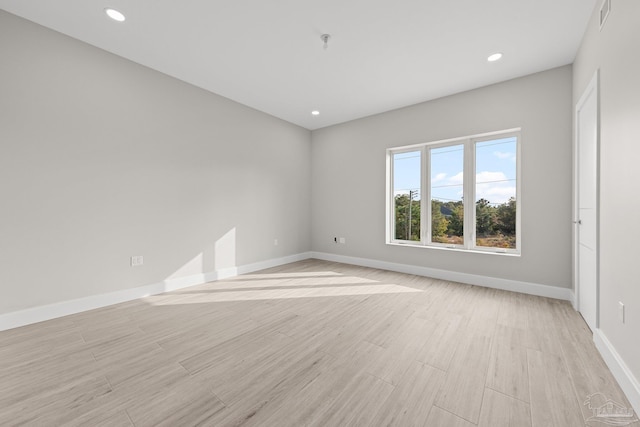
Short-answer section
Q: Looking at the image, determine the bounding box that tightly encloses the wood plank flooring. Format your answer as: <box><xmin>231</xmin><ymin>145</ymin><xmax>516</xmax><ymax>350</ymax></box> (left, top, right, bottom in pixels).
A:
<box><xmin>0</xmin><ymin>259</ymin><xmax>632</xmax><ymax>426</ymax></box>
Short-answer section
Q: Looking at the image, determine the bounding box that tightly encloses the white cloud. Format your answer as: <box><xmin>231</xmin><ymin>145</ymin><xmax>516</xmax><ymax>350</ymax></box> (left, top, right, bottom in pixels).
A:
<box><xmin>432</xmin><ymin>172</ymin><xmax>447</xmax><ymax>183</ymax></box>
<box><xmin>476</xmin><ymin>184</ymin><xmax>515</xmax><ymax>204</ymax></box>
<box><xmin>478</xmin><ymin>185</ymin><xmax>516</xmax><ymax>196</ymax></box>
<box><xmin>494</xmin><ymin>151</ymin><xmax>516</xmax><ymax>163</ymax></box>
<box><xmin>476</xmin><ymin>171</ymin><xmax>507</xmax><ymax>183</ymax></box>
<box><xmin>449</xmin><ymin>171</ymin><xmax>464</xmax><ymax>185</ymax></box>
<box><xmin>475</xmin><ymin>171</ymin><xmax>515</xmax><ymax>204</ymax></box>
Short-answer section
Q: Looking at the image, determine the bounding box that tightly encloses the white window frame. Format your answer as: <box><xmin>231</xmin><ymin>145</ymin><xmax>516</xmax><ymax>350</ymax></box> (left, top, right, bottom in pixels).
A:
<box><xmin>388</xmin><ymin>146</ymin><xmax>424</xmax><ymax>242</ymax></box>
<box><xmin>386</xmin><ymin>128</ymin><xmax>521</xmax><ymax>255</ymax></box>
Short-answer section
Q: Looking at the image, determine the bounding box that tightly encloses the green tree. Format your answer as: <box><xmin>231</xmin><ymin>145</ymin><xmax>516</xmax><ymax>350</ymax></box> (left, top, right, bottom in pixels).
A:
<box><xmin>394</xmin><ymin>194</ymin><xmax>409</xmax><ymax>240</ymax></box>
<box><xmin>447</xmin><ymin>202</ymin><xmax>464</xmax><ymax>237</ymax></box>
<box><xmin>431</xmin><ymin>200</ymin><xmax>449</xmax><ymax>240</ymax></box>
<box><xmin>394</xmin><ymin>193</ymin><xmax>421</xmax><ymax>241</ymax></box>
<box><xmin>496</xmin><ymin>197</ymin><xmax>516</xmax><ymax>235</ymax></box>
<box><xmin>407</xmin><ymin>197</ymin><xmax>421</xmax><ymax>241</ymax></box>
<box><xmin>475</xmin><ymin>198</ymin><xmax>495</xmax><ymax>236</ymax></box>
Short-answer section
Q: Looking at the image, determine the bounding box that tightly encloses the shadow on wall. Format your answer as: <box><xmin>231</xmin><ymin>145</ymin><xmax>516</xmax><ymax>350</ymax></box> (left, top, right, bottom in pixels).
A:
<box><xmin>166</xmin><ymin>228</ymin><xmax>237</xmax><ymax>281</ymax></box>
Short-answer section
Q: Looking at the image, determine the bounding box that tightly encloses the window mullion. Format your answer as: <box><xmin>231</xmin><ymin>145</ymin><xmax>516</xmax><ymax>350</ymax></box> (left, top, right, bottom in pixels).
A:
<box><xmin>463</xmin><ymin>140</ymin><xmax>475</xmax><ymax>249</ymax></box>
<box><xmin>423</xmin><ymin>146</ymin><xmax>430</xmax><ymax>245</ymax></box>
<box><xmin>387</xmin><ymin>150</ymin><xmax>394</xmax><ymax>242</ymax></box>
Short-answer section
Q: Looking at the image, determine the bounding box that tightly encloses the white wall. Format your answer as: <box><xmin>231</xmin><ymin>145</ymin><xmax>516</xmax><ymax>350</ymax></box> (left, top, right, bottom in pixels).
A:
<box><xmin>573</xmin><ymin>0</ymin><xmax>640</xmax><ymax>399</ymax></box>
<box><xmin>311</xmin><ymin>66</ymin><xmax>573</xmax><ymax>289</ymax></box>
<box><xmin>0</xmin><ymin>11</ymin><xmax>311</xmax><ymax>315</ymax></box>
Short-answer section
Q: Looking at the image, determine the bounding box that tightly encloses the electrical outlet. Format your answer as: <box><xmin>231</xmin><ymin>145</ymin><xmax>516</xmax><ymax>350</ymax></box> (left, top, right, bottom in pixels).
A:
<box><xmin>334</xmin><ymin>237</ymin><xmax>338</xmax><ymax>243</ymax></box>
<box><xmin>274</xmin><ymin>238</ymin><xmax>278</xmax><ymax>246</ymax></box>
<box><xmin>339</xmin><ymin>237</ymin><xmax>346</xmax><ymax>244</ymax></box>
<box><xmin>619</xmin><ymin>302</ymin><xmax>625</xmax><ymax>323</ymax></box>
<box><xmin>131</xmin><ymin>256</ymin><xmax>144</xmax><ymax>267</ymax></box>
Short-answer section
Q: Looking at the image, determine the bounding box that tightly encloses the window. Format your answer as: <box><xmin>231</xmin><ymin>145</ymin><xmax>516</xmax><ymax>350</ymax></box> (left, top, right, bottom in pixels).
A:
<box><xmin>392</xmin><ymin>150</ymin><xmax>421</xmax><ymax>241</ymax></box>
<box><xmin>387</xmin><ymin>129</ymin><xmax>520</xmax><ymax>254</ymax></box>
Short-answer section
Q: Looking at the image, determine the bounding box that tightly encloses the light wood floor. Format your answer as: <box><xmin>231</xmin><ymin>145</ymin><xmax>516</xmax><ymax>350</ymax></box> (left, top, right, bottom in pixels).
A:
<box><xmin>0</xmin><ymin>259</ymin><xmax>632</xmax><ymax>426</ymax></box>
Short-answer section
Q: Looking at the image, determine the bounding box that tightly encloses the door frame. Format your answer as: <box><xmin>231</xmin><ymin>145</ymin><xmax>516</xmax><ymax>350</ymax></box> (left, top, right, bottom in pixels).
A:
<box><xmin>573</xmin><ymin>69</ymin><xmax>600</xmax><ymax>328</ymax></box>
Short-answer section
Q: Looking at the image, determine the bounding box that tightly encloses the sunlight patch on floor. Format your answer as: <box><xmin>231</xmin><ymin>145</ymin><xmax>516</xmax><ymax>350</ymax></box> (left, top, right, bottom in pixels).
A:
<box><xmin>226</xmin><ymin>271</ymin><xmax>344</xmax><ymax>280</ymax></box>
<box><xmin>205</xmin><ymin>275</ymin><xmax>379</xmax><ymax>291</ymax></box>
<box><xmin>147</xmin><ymin>283</ymin><xmax>422</xmax><ymax>304</ymax></box>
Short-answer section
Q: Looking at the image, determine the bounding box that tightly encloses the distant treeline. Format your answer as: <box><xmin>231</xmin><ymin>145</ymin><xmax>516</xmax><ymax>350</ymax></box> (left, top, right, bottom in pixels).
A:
<box><xmin>395</xmin><ymin>196</ymin><xmax>516</xmax><ymax>244</ymax></box>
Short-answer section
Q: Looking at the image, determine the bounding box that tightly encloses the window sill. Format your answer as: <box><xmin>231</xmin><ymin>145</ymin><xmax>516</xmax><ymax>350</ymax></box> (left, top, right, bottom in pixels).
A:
<box><xmin>386</xmin><ymin>241</ymin><xmax>521</xmax><ymax>257</ymax></box>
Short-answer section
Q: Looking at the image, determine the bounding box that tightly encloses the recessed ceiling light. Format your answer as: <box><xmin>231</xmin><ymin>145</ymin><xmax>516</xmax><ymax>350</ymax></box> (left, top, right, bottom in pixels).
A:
<box><xmin>487</xmin><ymin>53</ymin><xmax>503</xmax><ymax>62</ymax></box>
<box><xmin>311</xmin><ymin>110</ymin><xmax>320</xmax><ymax>116</ymax></box>
<box><xmin>105</xmin><ymin>8</ymin><xmax>126</xmax><ymax>22</ymax></box>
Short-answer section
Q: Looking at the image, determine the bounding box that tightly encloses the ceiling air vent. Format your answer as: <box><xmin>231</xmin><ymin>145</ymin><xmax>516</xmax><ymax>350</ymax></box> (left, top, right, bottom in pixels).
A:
<box><xmin>600</xmin><ymin>0</ymin><xmax>611</xmax><ymax>30</ymax></box>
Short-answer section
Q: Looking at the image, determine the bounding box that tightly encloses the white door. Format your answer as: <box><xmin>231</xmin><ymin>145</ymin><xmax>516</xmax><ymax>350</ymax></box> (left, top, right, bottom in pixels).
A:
<box><xmin>575</xmin><ymin>71</ymin><xmax>599</xmax><ymax>331</ymax></box>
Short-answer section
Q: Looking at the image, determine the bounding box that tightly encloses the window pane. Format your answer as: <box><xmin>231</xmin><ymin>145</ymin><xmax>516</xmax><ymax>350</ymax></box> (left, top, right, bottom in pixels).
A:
<box><xmin>430</xmin><ymin>144</ymin><xmax>464</xmax><ymax>245</ymax></box>
<box><xmin>475</xmin><ymin>137</ymin><xmax>517</xmax><ymax>249</ymax></box>
<box><xmin>393</xmin><ymin>151</ymin><xmax>421</xmax><ymax>241</ymax></box>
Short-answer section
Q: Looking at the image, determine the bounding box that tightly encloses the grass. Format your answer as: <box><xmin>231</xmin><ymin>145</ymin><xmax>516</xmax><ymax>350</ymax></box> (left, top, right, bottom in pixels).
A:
<box><xmin>432</xmin><ymin>233</ymin><xmax>515</xmax><ymax>249</ymax></box>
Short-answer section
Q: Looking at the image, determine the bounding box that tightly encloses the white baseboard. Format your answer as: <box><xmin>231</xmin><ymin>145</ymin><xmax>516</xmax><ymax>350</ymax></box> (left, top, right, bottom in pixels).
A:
<box><xmin>0</xmin><ymin>250</ymin><xmax>574</xmax><ymax>331</ymax></box>
<box><xmin>569</xmin><ymin>290</ymin><xmax>577</xmax><ymax>310</ymax></box>
<box><xmin>310</xmin><ymin>251</ymin><xmax>573</xmax><ymax>301</ymax></box>
<box><xmin>236</xmin><ymin>252</ymin><xmax>312</xmax><ymax>275</ymax></box>
<box><xmin>594</xmin><ymin>329</ymin><xmax>640</xmax><ymax>415</ymax></box>
<box><xmin>0</xmin><ymin>252</ymin><xmax>312</xmax><ymax>332</ymax></box>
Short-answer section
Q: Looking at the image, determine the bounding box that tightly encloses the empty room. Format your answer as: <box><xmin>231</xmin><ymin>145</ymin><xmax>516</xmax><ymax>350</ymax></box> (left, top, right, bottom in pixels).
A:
<box><xmin>1</xmin><ymin>0</ymin><xmax>639</xmax><ymax>426</ymax></box>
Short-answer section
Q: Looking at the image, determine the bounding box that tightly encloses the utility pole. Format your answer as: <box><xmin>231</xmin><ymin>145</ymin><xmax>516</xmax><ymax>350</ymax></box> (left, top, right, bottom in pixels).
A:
<box><xmin>408</xmin><ymin>190</ymin><xmax>413</xmax><ymax>240</ymax></box>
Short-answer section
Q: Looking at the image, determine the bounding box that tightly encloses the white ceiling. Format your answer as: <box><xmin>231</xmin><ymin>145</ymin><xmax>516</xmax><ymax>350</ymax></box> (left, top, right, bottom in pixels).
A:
<box><xmin>0</xmin><ymin>0</ymin><xmax>597</xmax><ymax>130</ymax></box>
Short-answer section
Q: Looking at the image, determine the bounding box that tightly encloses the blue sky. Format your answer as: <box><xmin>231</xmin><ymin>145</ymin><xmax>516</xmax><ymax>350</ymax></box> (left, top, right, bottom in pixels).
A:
<box><xmin>393</xmin><ymin>137</ymin><xmax>516</xmax><ymax>205</ymax></box>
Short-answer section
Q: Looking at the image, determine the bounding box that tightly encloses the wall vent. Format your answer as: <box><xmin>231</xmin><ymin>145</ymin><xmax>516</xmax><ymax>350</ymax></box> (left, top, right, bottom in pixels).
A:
<box><xmin>599</xmin><ymin>0</ymin><xmax>611</xmax><ymax>30</ymax></box>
